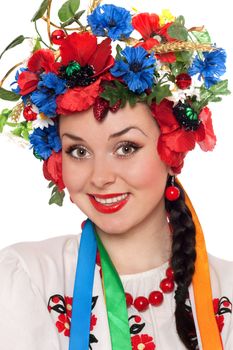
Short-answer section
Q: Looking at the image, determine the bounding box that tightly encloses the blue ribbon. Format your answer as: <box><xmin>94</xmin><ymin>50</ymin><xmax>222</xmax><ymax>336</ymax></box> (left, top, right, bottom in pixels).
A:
<box><xmin>69</xmin><ymin>218</ymin><xmax>97</xmax><ymax>350</ymax></box>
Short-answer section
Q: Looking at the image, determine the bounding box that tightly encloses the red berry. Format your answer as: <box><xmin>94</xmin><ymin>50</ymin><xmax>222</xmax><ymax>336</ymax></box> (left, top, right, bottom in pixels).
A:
<box><xmin>160</xmin><ymin>278</ymin><xmax>175</xmax><ymax>293</ymax></box>
<box><xmin>109</xmin><ymin>100</ymin><xmax>121</xmax><ymax>113</ymax></box>
<box><xmin>134</xmin><ymin>316</ymin><xmax>141</xmax><ymax>323</ymax></box>
<box><xmin>148</xmin><ymin>291</ymin><xmax>164</xmax><ymax>306</ymax></box>
<box><xmin>23</xmin><ymin>106</ymin><xmax>37</xmax><ymax>121</ymax></box>
<box><xmin>166</xmin><ymin>267</ymin><xmax>174</xmax><ymax>280</ymax></box>
<box><xmin>125</xmin><ymin>293</ymin><xmax>133</xmax><ymax>307</ymax></box>
<box><xmin>134</xmin><ymin>296</ymin><xmax>149</xmax><ymax>311</ymax></box>
<box><xmin>51</xmin><ymin>30</ymin><xmax>66</xmax><ymax>45</ymax></box>
<box><xmin>165</xmin><ymin>186</ymin><xmax>180</xmax><ymax>201</ymax></box>
<box><xmin>176</xmin><ymin>73</ymin><xmax>192</xmax><ymax>90</ymax></box>
<box><xmin>93</xmin><ymin>97</ymin><xmax>109</xmax><ymax>121</ymax></box>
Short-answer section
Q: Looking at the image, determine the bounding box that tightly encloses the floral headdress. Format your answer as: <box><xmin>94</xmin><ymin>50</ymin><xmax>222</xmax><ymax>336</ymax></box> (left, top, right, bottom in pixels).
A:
<box><xmin>0</xmin><ymin>0</ymin><xmax>230</xmax><ymax>206</ymax></box>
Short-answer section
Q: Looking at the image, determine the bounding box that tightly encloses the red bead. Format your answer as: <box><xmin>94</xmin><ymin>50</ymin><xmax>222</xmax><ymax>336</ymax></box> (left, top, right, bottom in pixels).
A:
<box><xmin>160</xmin><ymin>278</ymin><xmax>175</xmax><ymax>293</ymax></box>
<box><xmin>134</xmin><ymin>316</ymin><xmax>141</xmax><ymax>323</ymax></box>
<box><xmin>125</xmin><ymin>293</ymin><xmax>133</xmax><ymax>307</ymax></box>
<box><xmin>166</xmin><ymin>267</ymin><xmax>174</xmax><ymax>280</ymax></box>
<box><xmin>23</xmin><ymin>106</ymin><xmax>37</xmax><ymax>121</ymax></box>
<box><xmin>148</xmin><ymin>290</ymin><xmax>164</xmax><ymax>306</ymax></box>
<box><xmin>134</xmin><ymin>296</ymin><xmax>149</xmax><ymax>312</ymax></box>
<box><xmin>176</xmin><ymin>73</ymin><xmax>192</xmax><ymax>90</ymax></box>
<box><xmin>165</xmin><ymin>186</ymin><xmax>180</xmax><ymax>201</ymax></box>
<box><xmin>51</xmin><ymin>30</ymin><xmax>66</xmax><ymax>45</ymax></box>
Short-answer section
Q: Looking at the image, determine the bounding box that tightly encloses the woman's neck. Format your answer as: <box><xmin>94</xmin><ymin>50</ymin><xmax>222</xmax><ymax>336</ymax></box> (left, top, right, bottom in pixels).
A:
<box><xmin>95</xmin><ymin>204</ymin><xmax>172</xmax><ymax>275</ymax></box>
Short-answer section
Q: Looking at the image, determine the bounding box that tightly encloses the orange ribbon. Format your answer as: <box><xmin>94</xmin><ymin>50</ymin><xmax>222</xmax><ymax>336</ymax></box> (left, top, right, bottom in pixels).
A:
<box><xmin>178</xmin><ymin>180</ymin><xmax>223</xmax><ymax>349</ymax></box>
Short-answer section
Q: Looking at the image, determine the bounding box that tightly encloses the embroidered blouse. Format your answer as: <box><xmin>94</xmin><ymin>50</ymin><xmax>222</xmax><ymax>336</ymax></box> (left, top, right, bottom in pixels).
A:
<box><xmin>0</xmin><ymin>233</ymin><xmax>233</xmax><ymax>350</ymax></box>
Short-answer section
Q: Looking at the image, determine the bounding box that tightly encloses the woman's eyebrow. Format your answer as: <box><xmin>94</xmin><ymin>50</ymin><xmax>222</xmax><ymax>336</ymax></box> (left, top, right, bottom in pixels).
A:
<box><xmin>62</xmin><ymin>126</ymin><xmax>148</xmax><ymax>141</ymax></box>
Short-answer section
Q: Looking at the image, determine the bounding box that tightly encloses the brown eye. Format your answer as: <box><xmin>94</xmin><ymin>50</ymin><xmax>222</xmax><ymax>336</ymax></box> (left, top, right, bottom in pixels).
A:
<box><xmin>115</xmin><ymin>141</ymin><xmax>141</xmax><ymax>158</ymax></box>
<box><xmin>65</xmin><ymin>145</ymin><xmax>91</xmax><ymax>159</ymax></box>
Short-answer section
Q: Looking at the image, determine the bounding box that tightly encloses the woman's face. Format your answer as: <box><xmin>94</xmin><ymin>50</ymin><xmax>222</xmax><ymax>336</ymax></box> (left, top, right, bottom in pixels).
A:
<box><xmin>59</xmin><ymin>103</ymin><xmax>169</xmax><ymax>234</ymax></box>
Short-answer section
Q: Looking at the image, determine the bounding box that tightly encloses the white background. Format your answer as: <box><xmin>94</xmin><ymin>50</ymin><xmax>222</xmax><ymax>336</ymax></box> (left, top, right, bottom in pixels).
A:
<box><xmin>0</xmin><ymin>0</ymin><xmax>233</xmax><ymax>260</ymax></box>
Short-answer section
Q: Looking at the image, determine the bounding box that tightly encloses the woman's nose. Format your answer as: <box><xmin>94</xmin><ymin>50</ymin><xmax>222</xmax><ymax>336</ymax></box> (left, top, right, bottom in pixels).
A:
<box><xmin>90</xmin><ymin>157</ymin><xmax>116</xmax><ymax>189</ymax></box>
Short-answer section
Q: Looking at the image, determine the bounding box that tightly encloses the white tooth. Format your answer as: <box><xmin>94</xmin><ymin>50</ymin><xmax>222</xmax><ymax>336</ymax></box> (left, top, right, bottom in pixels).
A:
<box><xmin>94</xmin><ymin>193</ymin><xmax>128</xmax><ymax>204</ymax></box>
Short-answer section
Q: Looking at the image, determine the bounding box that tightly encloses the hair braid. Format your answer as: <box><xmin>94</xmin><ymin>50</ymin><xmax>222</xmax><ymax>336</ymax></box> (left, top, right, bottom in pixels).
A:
<box><xmin>165</xmin><ymin>176</ymin><xmax>198</xmax><ymax>349</ymax></box>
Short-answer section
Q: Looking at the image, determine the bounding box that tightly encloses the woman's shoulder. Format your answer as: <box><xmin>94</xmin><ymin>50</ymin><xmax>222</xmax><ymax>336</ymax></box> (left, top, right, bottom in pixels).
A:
<box><xmin>0</xmin><ymin>233</ymin><xmax>82</xmax><ymax>282</ymax></box>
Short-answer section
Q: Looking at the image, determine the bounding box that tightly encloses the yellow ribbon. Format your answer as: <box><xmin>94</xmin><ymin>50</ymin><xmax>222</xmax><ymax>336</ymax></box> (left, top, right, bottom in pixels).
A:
<box><xmin>177</xmin><ymin>179</ymin><xmax>223</xmax><ymax>349</ymax></box>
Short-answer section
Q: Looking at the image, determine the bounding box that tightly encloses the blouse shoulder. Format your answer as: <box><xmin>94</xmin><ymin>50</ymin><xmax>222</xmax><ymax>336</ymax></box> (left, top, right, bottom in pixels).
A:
<box><xmin>208</xmin><ymin>253</ymin><xmax>233</xmax><ymax>288</ymax></box>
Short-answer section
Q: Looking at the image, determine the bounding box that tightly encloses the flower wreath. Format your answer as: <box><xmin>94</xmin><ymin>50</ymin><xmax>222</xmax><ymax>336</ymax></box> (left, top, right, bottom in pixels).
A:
<box><xmin>0</xmin><ymin>0</ymin><xmax>230</xmax><ymax>205</ymax></box>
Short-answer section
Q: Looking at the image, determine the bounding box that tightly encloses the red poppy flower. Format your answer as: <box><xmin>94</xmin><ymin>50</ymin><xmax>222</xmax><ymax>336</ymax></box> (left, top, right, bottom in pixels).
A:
<box><xmin>17</xmin><ymin>71</ymin><xmax>39</xmax><ymax>95</ymax></box>
<box><xmin>131</xmin><ymin>334</ymin><xmax>156</xmax><ymax>350</ymax></box>
<box><xmin>56</xmin><ymin>32</ymin><xmax>114</xmax><ymax>113</ymax></box>
<box><xmin>132</xmin><ymin>13</ymin><xmax>176</xmax><ymax>63</ymax></box>
<box><xmin>43</xmin><ymin>150</ymin><xmax>65</xmax><ymax>191</ymax></box>
<box><xmin>27</xmin><ymin>49</ymin><xmax>59</xmax><ymax>74</ymax></box>
<box><xmin>56</xmin><ymin>314</ymin><xmax>71</xmax><ymax>337</ymax></box>
<box><xmin>151</xmin><ymin>99</ymin><xmax>216</xmax><ymax>172</ymax></box>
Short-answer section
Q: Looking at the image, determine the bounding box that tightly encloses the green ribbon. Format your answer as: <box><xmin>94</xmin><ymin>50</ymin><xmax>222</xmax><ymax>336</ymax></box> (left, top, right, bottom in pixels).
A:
<box><xmin>94</xmin><ymin>228</ymin><xmax>132</xmax><ymax>350</ymax></box>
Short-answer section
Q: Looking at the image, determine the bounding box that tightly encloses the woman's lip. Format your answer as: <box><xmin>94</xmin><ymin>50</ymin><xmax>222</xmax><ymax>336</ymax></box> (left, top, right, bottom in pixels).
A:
<box><xmin>88</xmin><ymin>194</ymin><xmax>130</xmax><ymax>214</ymax></box>
<box><xmin>89</xmin><ymin>192</ymin><xmax>129</xmax><ymax>199</ymax></box>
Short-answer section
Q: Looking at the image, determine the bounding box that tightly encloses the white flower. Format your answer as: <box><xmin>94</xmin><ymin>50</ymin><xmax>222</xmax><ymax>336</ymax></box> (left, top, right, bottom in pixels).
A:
<box><xmin>32</xmin><ymin>113</ymin><xmax>55</xmax><ymax>130</ymax></box>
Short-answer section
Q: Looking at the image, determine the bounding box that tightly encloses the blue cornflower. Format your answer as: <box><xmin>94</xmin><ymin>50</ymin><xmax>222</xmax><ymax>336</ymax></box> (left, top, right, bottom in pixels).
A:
<box><xmin>110</xmin><ymin>46</ymin><xmax>156</xmax><ymax>93</ymax></box>
<box><xmin>29</xmin><ymin>124</ymin><xmax>61</xmax><ymax>160</ymax></box>
<box><xmin>188</xmin><ymin>48</ymin><xmax>226</xmax><ymax>88</ymax></box>
<box><xmin>31</xmin><ymin>73</ymin><xmax>67</xmax><ymax>117</ymax></box>
<box><xmin>87</xmin><ymin>4</ymin><xmax>133</xmax><ymax>41</ymax></box>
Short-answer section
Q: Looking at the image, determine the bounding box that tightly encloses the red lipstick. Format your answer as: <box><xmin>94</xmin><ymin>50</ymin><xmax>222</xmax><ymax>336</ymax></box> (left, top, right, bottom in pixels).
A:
<box><xmin>88</xmin><ymin>193</ymin><xmax>130</xmax><ymax>214</ymax></box>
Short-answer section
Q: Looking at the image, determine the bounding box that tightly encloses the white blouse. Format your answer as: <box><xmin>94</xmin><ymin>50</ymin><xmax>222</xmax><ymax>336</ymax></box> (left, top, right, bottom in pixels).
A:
<box><xmin>0</xmin><ymin>233</ymin><xmax>233</xmax><ymax>350</ymax></box>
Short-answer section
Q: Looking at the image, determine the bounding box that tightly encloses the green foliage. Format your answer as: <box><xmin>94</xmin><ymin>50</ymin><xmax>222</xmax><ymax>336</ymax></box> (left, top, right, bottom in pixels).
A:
<box><xmin>0</xmin><ymin>87</ymin><xmax>20</xmax><ymax>101</ymax></box>
<box><xmin>101</xmin><ymin>81</ymin><xmax>138</xmax><ymax>108</ymax></box>
<box><xmin>191</xmin><ymin>30</ymin><xmax>211</xmax><ymax>44</ymax></box>
<box><xmin>192</xmin><ymin>80</ymin><xmax>231</xmax><ymax>113</ymax></box>
<box><xmin>0</xmin><ymin>35</ymin><xmax>26</xmax><ymax>59</ymax></box>
<box><xmin>61</xmin><ymin>10</ymin><xmax>85</xmax><ymax>27</ymax></box>
<box><xmin>147</xmin><ymin>84</ymin><xmax>172</xmax><ymax>105</ymax></box>
<box><xmin>48</xmin><ymin>183</ymin><xmax>65</xmax><ymax>206</ymax></box>
<box><xmin>31</xmin><ymin>0</ymin><xmax>49</xmax><ymax>22</ymax></box>
<box><xmin>58</xmin><ymin>0</ymin><xmax>80</xmax><ymax>22</ymax></box>
<box><xmin>0</xmin><ymin>109</ymin><xmax>12</xmax><ymax>132</ymax></box>
<box><xmin>33</xmin><ymin>38</ymin><xmax>42</xmax><ymax>52</ymax></box>
<box><xmin>168</xmin><ymin>16</ymin><xmax>188</xmax><ymax>41</ymax></box>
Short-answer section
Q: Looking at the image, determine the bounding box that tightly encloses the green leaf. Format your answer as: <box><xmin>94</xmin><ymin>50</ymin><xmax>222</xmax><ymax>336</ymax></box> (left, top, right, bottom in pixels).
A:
<box><xmin>49</xmin><ymin>186</ymin><xmax>65</xmax><ymax>206</ymax></box>
<box><xmin>175</xmin><ymin>15</ymin><xmax>185</xmax><ymax>26</ymax></box>
<box><xmin>60</xmin><ymin>9</ymin><xmax>85</xmax><ymax>27</ymax></box>
<box><xmin>0</xmin><ymin>110</ymin><xmax>11</xmax><ymax>132</ymax></box>
<box><xmin>175</xmin><ymin>51</ymin><xmax>193</xmax><ymax>64</ymax></box>
<box><xmin>58</xmin><ymin>0</ymin><xmax>80</xmax><ymax>22</ymax></box>
<box><xmin>12</xmin><ymin>127</ymin><xmax>23</xmax><ymax>137</ymax></box>
<box><xmin>191</xmin><ymin>30</ymin><xmax>211</xmax><ymax>44</ymax></box>
<box><xmin>33</xmin><ymin>38</ymin><xmax>42</xmax><ymax>52</ymax></box>
<box><xmin>209</xmin><ymin>79</ymin><xmax>231</xmax><ymax>96</ymax></box>
<box><xmin>0</xmin><ymin>35</ymin><xmax>26</xmax><ymax>59</ymax></box>
<box><xmin>48</xmin><ymin>181</ymin><xmax>55</xmax><ymax>188</ymax></box>
<box><xmin>168</xmin><ymin>24</ymin><xmax>188</xmax><ymax>40</ymax></box>
<box><xmin>115</xmin><ymin>44</ymin><xmax>123</xmax><ymax>60</ymax></box>
<box><xmin>22</xmin><ymin>128</ymin><xmax>30</xmax><ymax>141</ymax></box>
<box><xmin>147</xmin><ymin>84</ymin><xmax>172</xmax><ymax>105</ymax></box>
<box><xmin>0</xmin><ymin>87</ymin><xmax>20</xmax><ymax>102</ymax></box>
<box><xmin>31</xmin><ymin>0</ymin><xmax>49</xmax><ymax>22</ymax></box>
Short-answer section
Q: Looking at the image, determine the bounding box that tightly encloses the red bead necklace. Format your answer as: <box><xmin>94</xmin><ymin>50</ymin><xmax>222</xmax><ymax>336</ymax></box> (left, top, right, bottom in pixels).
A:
<box><xmin>96</xmin><ymin>251</ymin><xmax>175</xmax><ymax>312</ymax></box>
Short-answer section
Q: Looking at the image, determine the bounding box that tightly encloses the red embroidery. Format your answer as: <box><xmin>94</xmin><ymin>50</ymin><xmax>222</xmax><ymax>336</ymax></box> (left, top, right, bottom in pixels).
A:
<box><xmin>47</xmin><ymin>294</ymin><xmax>98</xmax><ymax>346</ymax></box>
<box><xmin>131</xmin><ymin>334</ymin><xmax>156</xmax><ymax>350</ymax></box>
<box><xmin>213</xmin><ymin>296</ymin><xmax>232</xmax><ymax>333</ymax></box>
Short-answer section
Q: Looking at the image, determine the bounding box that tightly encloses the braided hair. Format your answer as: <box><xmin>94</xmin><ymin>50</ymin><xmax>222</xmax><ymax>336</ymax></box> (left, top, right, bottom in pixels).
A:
<box><xmin>165</xmin><ymin>176</ymin><xmax>198</xmax><ymax>349</ymax></box>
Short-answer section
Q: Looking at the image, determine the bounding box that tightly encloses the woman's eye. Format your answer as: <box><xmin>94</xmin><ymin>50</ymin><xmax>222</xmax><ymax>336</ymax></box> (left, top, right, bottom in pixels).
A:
<box><xmin>115</xmin><ymin>142</ymin><xmax>141</xmax><ymax>157</ymax></box>
<box><xmin>65</xmin><ymin>145</ymin><xmax>91</xmax><ymax>159</ymax></box>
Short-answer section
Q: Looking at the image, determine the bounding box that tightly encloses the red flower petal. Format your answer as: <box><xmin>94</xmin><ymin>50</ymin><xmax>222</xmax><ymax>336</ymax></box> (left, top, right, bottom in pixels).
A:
<box><xmin>157</xmin><ymin>135</ymin><xmax>186</xmax><ymax>172</ymax></box>
<box><xmin>56</xmin><ymin>79</ymin><xmax>101</xmax><ymax>114</ymax></box>
<box><xmin>151</xmin><ymin>100</ymin><xmax>179</xmax><ymax>134</ymax></box>
<box><xmin>43</xmin><ymin>151</ymin><xmax>65</xmax><ymax>191</ymax></box>
<box><xmin>163</xmin><ymin>129</ymin><xmax>196</xmax><ymax>152</ymax></box>
<box><xmin>89</xmin><ymin>38</ymin><xmax>114</xmax><ymax>75</ymax></box>
<box><xmin>137</xmin><ymin>38</ymin><xmax>176</xmax><ymax>63</ymax></box>
<box><xmin>132</xmin><ymin>13</ymin><xmax>160</xmax><ymax>40</ymax></box>
<box><xmin>197</xmin><ymin>107</ymin><xmax>217</xmax><ymax>151</ymax></box>
<box><xmin>156</xmin><ymin>52</ymin><xmax>176</xmax><ymax>63</ymax></box>
<box><xmin>60</xmin><ymin>32</ymin><xmax>97</xmax><ymax>67</ymax></box>
<box><xmin>18</xmin><ymin>71</ymin><xmax>39</xmax><ymax>95</ymax></box>
<box><xmin>28</xmin><ymin>49</ymin><xmax>57</xmax><ymax>73</ymax></box>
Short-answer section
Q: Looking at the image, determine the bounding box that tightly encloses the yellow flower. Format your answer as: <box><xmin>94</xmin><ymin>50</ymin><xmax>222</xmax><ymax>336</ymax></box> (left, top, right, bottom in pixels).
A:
<box><xmin>159</xmin><ymin>9</ymin><xmax>175</xmax><ymax>26</ymax></box>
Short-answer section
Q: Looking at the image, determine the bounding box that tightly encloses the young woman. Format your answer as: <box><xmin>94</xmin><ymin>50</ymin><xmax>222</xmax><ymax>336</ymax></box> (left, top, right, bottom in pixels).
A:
<box><xmin>0</xmin><ymin>1</ymin><xmax>232</xmax><ymax>349</ymax></box>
